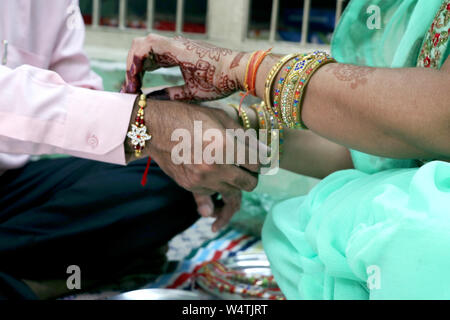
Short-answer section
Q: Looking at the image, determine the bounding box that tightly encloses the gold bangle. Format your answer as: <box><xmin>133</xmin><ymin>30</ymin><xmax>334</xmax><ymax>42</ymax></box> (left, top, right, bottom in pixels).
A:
<box><xmin>262</xmin><ymin>102</ymin><xmax>284</xmax><ymax>154</ymax></box>
<box><xmin>277</xmin><ymin>53</ymin><xmax>317</xmax><ymax>127</ymax></box>
<box><xmin>281</xmin><ymin>52</ymin><xmax>328</xmax><ymax>128</ymax></box>
<box><xmin>264</xmin><ymin>53</ymin><xmax>299</xmax><ymax>118</ymax></box>
<box><xmin>293</xmin><ymin>55</ymin><xmax>336</xmax><ymax>129</ymax></box>
<box><xmin>249</xmin><ymin>102</ymin><xmax>267</xmax><ymax>130</ymax></box>
<box><xmin>229</xmin><ymin>104</ymin><xmax>251</xmax><ymax>130</ymax></box>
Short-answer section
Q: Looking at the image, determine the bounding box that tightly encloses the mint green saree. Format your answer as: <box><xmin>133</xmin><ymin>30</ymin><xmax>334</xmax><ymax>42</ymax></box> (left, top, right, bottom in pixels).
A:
<box><xmin>262</xmin><ymin>0</ymin><xmax>450</xmax><ymax>299</ymax></box>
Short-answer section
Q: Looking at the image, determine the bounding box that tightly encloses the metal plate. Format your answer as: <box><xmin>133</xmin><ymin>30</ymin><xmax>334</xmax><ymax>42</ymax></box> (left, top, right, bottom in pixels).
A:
<box><xmin>110</xmin><ymin>289</ymin><xmax>213</xmax><ymax>300</ymax></box>
<box><xmin>221</xmin><ymin>254</ymin><xmax>272</xmax><ymax>277</ymax></box>
<box><xmin>195</xmin><ymin>253</ymin><xmax>278</xmax><ymax>300</ymax></box>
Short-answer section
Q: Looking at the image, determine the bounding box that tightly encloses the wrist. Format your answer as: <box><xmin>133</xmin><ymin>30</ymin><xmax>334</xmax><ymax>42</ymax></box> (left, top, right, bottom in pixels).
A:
<box><xmin>125</xmin><ymin>95</ymin><xmax>140</xmax><ymax>161</ymax></box>
<box><xmin>125</xmin><ymin>95</ymin><xmax>155</xmax><ymax>162</ymax></box>
<box><xmin>254</xmin><ymin>53</ymin><xmax>281</xmax><ymax>99</ymax></box>
<box><xmin>231</xmin><ymin>52</ymin><xmax>251</xmax><ymax>91</ymax></box>
<box><xmin>233</xmin><ymin>51</ymin><xmax>282</xmax><ymax>100</ymax></box>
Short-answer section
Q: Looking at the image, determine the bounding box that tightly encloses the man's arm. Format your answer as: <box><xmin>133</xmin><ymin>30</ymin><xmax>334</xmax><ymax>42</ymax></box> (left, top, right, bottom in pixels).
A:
<box><xmin>0</xmin><ymin>63</ymin><xmax>136</xmax><ymax>165</ymax></box>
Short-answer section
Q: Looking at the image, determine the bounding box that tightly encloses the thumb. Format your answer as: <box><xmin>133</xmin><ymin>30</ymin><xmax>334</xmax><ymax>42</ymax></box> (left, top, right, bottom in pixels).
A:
<box><xmin>193</xmin><ymin>193</ymin><xmax>214</xmax><ymax>217</ymax></box>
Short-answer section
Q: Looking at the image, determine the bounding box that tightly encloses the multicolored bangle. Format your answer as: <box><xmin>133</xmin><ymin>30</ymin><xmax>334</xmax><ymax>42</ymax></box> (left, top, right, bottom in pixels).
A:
<box><xmin>127</xmin><ymin>94</ymin><xmax>152</xmax><ymax>157</ymax></box>
<box><xmin>294</xmin><ymin>54</ymin><xmax>336</xmax><ymax>129</ymax></box>
<box><xmin>264</xmin><ymin>51</ymin><xmax>334</xmax><ymax>129</ymax></box>
<box><xmin>273</xmin><ymin>55</ymin><xmax>303</xmax><ymax>127</ymax></box>
<box><xmin>281</xmin><ymin>52</ymin><xmax>329</xmax><ymax>128</ymax></box>
<box><xmin>249</xmin><ymin>102</ymin><xmax>267</xmax><ymax>131</ymax></box>
<box><xmin>264</xmin><ymin>53</ymin><xmax>299</xmax><ymax>118</ymax></box>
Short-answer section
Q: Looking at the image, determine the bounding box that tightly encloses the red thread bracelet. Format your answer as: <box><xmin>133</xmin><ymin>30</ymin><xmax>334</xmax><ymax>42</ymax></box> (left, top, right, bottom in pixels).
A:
<box><xmin>239</xmin><ymin>48</ymin><xmax>272</xmax><ymax>113</ymax></box>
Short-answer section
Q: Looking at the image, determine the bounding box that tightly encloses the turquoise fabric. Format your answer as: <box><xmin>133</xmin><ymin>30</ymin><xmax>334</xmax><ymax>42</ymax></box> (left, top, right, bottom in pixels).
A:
<box><xmin>263</xmin><ymin>0</ymin><xmax>450</xmax><ymax>299</ymax></box>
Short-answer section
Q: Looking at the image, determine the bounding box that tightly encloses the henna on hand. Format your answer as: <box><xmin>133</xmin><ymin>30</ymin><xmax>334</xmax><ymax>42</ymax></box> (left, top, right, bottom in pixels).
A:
<box><xmin>175</xmin><ymin>36</ymin><xmax>233</xmax><ymax>61</ymax></box>
<box><xmin>230</xmin><ymin>52</ymin><xmax>245</xmax><ymax>69</ymax></box>
<box><xmin>124</xmin><ymin>34</ymin><xmax>242</xmax><ymax>101</ymax></box>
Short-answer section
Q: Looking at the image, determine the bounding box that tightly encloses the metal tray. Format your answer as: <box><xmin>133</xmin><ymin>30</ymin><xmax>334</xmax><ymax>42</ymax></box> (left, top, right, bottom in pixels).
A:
<box><xmin>110</xmin><ymin>288</ymin><xmax>213</xmax><ymax>300</ymax></box>
<box><xmin>194</xmin><ymin>253</ymin><xmax>279</xmax><ymax>300</ymax></box>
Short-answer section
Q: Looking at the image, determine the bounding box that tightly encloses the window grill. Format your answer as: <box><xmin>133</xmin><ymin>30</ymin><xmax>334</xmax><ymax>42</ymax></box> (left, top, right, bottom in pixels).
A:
<box><xmin>81</xmin><ymin>0</ymin><xmax>348</xmax><ymax>59</ymax></box>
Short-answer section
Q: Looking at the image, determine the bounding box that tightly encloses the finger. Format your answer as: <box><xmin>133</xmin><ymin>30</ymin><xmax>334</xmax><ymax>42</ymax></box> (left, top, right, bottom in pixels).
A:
<box><xmin>125</xmin><ymin>50</ymin><xmax>146</xmax><ymax>93</ymax></box>
<box><xmin>213</xmin><ymin>182</ymin><xmax>241</xmax><ymax>196</ymax></box>
<box><xmin>162</xmin><ymin>84</ymin><xmax>194</xmax><ymax>101</ymax></box>
<box><xmin>212</xmin><ymin>192</ymin><xmax>242</xmax><ymax>232</ymax></box>
<box><xmin>125</xmin><ymin>35</ymin><xmax>177</xmax><ymax>93</ymax></box>
<box><xmin>193</xmin><ymin>193</ymin><xmax>215</xmax><ymax>217</ymax></box>
<box><xmin>147</xmin><ymin>88</ymin><xmax>170</xmax><ymax>100</ymax></box>
<box><xmin>224</xmin><ymin>165</ymin><xmax>258</xmax><ymax>192</ymax></box>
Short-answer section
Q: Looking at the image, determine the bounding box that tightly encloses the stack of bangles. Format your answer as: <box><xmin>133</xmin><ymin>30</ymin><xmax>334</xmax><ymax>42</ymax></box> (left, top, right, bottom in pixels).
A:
<box><xmin>236</xmin><ymin>50</ymin><xmax>336</xmax><ymax>160</ymax></box>
<box><xmin>264</xmin><ymin>50</ymin><xmax>336</xmax><ymax>129</ymax></box>
<box><xmin>249</xmin><ymin>102</ymin><xmax>284</xmax><ymax>155</ymax></box>
<box><xmin>229</xmin><ymin>102</ymin><xmax>284</xmax><ymax>159</ymax></box>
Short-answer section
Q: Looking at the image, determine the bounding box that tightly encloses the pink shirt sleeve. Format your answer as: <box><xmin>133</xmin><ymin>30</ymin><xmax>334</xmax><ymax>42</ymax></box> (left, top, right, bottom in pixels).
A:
<box><xmin>0</xmin><ymin>64</ymin><xmax>136</xmax><ymax>165</ymax></box>
<box><xmin>0</xmin><ymin>1</ymin><xmax>136</xmax><ymax>166</ymax></box>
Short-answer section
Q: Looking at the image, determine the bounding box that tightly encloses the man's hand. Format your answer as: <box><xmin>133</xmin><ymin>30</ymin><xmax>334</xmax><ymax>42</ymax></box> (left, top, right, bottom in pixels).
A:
<box><xmin>193</xmin><ymin>193</ymin><xmax>241</xmax><ymax>232</ymax></box>
<box><xmin>142</xmin><ymin>99</ymin><xmax>261</xmax><ymax>193</ymax></box>
<box><xmin>130</xmin><ymin>99</ymin><xmax>266</xmax><ymax>231</ymax></box>
<box><xmin>123</xmin><ymin>34</ymin><xmax>248</xmax><ymax>101</ymax></box>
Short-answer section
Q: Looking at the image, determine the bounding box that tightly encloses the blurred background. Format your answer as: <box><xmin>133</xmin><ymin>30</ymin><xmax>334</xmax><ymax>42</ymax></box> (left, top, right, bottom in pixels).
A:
<box><xmin>80</xmin><ymin>0</ymin><xmax>349</xmax><ymax>74</ymax></box>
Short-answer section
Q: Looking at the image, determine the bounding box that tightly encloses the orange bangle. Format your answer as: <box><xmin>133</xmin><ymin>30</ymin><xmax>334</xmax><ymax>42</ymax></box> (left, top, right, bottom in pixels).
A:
<box><xmin>239</xmin><ymin>48</ymin><xmax>272</xmax><ymax>113</ymax></box>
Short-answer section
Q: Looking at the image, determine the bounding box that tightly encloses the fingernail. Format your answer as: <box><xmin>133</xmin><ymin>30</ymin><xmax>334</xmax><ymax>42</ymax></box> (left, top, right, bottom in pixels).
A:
<box><xmin>198</xmin><ymin>204</ymin><xmax>213</xmax><ymax>217</ymax></box>
<box><xmin>148</xmin><ymin>89</ymin><xmax>170</xmax><ymax>101</ymax></box>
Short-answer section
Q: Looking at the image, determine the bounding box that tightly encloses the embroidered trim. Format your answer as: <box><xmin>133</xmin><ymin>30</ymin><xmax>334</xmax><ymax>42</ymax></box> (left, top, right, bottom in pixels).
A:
<box><xmin>417</xmin><ymin>0</ymin><xmax>450</xmax><ymax>69</ymax></box>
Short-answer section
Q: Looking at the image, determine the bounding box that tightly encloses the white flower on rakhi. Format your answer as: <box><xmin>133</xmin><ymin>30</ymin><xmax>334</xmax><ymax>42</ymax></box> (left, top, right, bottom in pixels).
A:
<box><xmin>127</xmin><ymin>124</ymin><xmax>152</xmax><ymax>147</ymax></box>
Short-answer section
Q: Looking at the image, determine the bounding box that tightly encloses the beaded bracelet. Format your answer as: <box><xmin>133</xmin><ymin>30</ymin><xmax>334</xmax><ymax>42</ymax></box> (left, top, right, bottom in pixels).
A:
<box><xmin>127</xmin><ymin>94</ymin><xmax>152</xmax><ymax>157</ymax></box>
<box><xmin>264</xmin><ymin>53</ymin><xmax>299</xmax><ymax>118</ymax></box>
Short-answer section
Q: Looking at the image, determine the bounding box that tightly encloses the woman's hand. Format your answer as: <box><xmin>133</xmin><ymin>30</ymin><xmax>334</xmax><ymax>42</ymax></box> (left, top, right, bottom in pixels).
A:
<box><xmin>123</xmin><ymin>34</ymin><xmax>248</xmax><ymax>101</ymax></box>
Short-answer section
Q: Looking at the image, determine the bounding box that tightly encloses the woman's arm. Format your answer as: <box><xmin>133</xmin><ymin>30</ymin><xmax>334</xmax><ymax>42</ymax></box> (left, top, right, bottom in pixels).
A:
<box><xmin>247</xmin><ymin>55</ymin><xmax>450</xmax><ymax>160</ymax></box>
